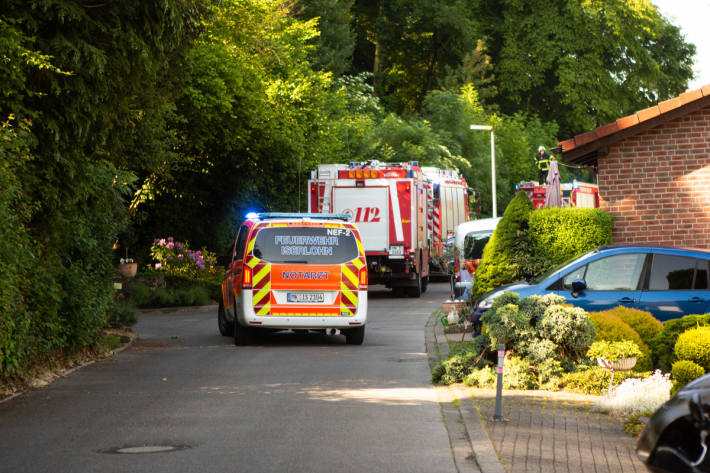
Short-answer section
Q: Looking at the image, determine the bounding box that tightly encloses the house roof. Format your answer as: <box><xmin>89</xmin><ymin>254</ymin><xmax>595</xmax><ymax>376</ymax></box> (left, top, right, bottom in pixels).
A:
<box><xmin>559</xmin><ymin>84</ymin><xmax>710</xmax><ymax>166</ymax></box>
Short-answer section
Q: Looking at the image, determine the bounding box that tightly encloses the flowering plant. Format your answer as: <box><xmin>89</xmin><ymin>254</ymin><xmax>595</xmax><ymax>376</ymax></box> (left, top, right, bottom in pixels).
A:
<box><xmin>587</xmin><ymin>340</ymin><xmax>642</xmax><ymax>363</ymax></box>
<box><xmin>593</xmin><ymin>370</ymin><xmax>672</xmax><ymax>416</ymax></box>
<box><xmin>150</xmin><ymin>237</ymin><xmax>221</xmax><ymax>282</ymax></box>
<box><xmin>120</xmin><ymin>258</ymin><xmax>135</xmax><ymax>264</ymax></box>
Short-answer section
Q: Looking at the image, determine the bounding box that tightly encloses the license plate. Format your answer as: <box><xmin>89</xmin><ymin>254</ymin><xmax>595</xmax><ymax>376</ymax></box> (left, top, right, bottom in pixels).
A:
<box><xmin>389</xmin><ymin>245</ymin><xmax>404</xmax><ymax>258</ymax></box>
<box><xmin>287</xmin><ymin>293</ymin><xmax>325</xmax><ymax>303</ymax></box>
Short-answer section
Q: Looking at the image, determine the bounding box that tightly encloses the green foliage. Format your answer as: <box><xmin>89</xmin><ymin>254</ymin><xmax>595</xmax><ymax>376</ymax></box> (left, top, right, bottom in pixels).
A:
<box><xmin>537</xmin><ymin>304</ymin><xmax>595</xmax><ymax>360</ymax></box>
<box><xmin>674</xmin><ymin>327</ymin><xmax>710</xmax><ymax>371</ymax></box>
<box><xmin>537</xmin><ymin>359</ymin><xmax>565</xmax><ymax>391</ymax></box>
<box><xmin>150</xmin><ymin>237</ymin><xmax>222</xmax><ymax>286</ymax></box>
<box><xmin>587</xmin><ymin>310</ymin><xmax>652</xmax><ymax>372</ymax></box>
<box><xmin>587</xmin><ymin>340</ymin><xmax>643</xmax><ymax>363</ymax></box>
<box><xmin>559</xmin><ymin>366</ymin><xmax>642</xmax><ymax>395</ymax></box>
<box><xmin>671</xmin><ymin>360</ymin><xmax>705</xmax><ymax>394</ymax></box>
<box><xmin>471</xmin><ymin>192</ymin><xmax>535</xmax><ymax>300</ymax></box>
<box><xmin>528</xmin><ymin>208</ymin><xmax>613</xmax><ymax>266</ymax></box>
<box><xmin>604</xmin><ymin>307</ymin><xmax>663</xmax><ymax>347</ymax></box>
<box><xmin>463</xmin><ymin>367</ymin><xmax>496</xmax><ymax>388</ymax></box>
<box><xmin>502</xmin><ymin>357</ymin><xmax>535</xmax><ymax>390</ymax></box>
<box><xmin>649</xmin><ymin>314</ymin><xmax>710</xmax><ymax>372</ymax></box>
<box><xmin>431</xmin><ymin>344</ymin><xmax>487</xmax><ymax>385</ymax></box>
<box><xmin>106</xmin><ymin>298</ymin><xmax>138</xmax><ymax>329</ymax></box>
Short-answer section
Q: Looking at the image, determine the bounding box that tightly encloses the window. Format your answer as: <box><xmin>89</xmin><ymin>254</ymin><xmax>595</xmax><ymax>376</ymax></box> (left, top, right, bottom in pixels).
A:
<box><xmin>564</xmin><ymin>254</ymin><xmax>645</xmax><ymax>291</ymax></box>
<box><xmin>252</xmin><ymin>226</ymin><xmax>359</xmax><ymax>264</ymax></box>
<box><xmin>234</xmin><ymin>225</ymin><xmax>249</xmax><ymax>261</ymax></box>
<box><xmin>463</xmin><ymin>231</ymin><xmax>492</xmax><ymax>260</ymax></box>
<box><xmin>649</xmin><ymin>254</ymin><xmax>709</xmax><ymax>290</ymax></box>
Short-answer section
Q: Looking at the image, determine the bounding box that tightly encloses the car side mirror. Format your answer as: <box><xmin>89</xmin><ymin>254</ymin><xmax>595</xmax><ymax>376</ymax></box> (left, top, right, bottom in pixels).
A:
<box><xmin>571</xmin><ymin>279</ymin><xmax>586</xmax><ymax>296</ymax></box>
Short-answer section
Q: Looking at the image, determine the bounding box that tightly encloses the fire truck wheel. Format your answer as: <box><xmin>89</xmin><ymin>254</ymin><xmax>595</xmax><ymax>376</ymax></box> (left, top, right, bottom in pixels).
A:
<box><xmin>422</xmin><ymin>276</ymin><xmax>429</xmax><ymax>293</ymax></box>
<box><xmin>392</xmin><ymin>287</ymin><xmax>406</xmax><ymax>297</ymax></box>
<box><xmin>218</xmin><ymin>299</ymin><xmax>234</xmax><ymax>337</ymax></box>
<box><xmin>345</xmin><ymin>326</ymin><xmax>365</xmax><ymax>345</ymax></box>
<box><xmin>233</xmin><ymin>321</ymin><xmax>253</xmax><ymax>346</ymax></box>
<box><xmin>407</xmin><ymin>273</ymin><xmax>422</xmax><ymax>298</ymax></box>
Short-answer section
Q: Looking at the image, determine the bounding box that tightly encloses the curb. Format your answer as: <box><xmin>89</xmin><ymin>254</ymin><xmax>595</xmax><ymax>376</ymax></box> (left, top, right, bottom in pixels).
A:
<box><xmin>426</xmin><ymin>313</ymin><xmax>505</xmax><ymax>473</ymax></box>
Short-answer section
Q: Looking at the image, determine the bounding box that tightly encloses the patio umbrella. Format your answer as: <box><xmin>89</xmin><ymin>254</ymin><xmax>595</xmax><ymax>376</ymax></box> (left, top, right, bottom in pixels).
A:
<box><xmin>544</xmin><ymin>157</ymin><xmax>562</xmax><ymax>207</ymax></box>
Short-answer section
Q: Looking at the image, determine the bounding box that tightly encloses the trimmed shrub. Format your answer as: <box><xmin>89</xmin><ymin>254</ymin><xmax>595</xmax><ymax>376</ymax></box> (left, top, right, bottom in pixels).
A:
<box><xmin>471</xmin><ymin>192</ymin><xmax>535</xmax><ymax>300</ymax></box>
<box><xmin>671</xmin><ymin>360</ymin><xmax>705</xmax><ymax>389</ymax></box>
<box><xmin>529</xmin><ymin>207</ymin><xmax>613</xmax><ymax>266</ymax></box>
<box><xmin>649</xmin><ymin>314</ymin><xmax>710</xmax><ymax>372</ymax></box>
<box><xmin>559</xmin><ymin>366</ymin><xmax>641</xmax><ymax>395</ymax></box>
<box><xmin>588</xmin><ymin>310</ymin><xmax>652</xmax><ymax>371</ymax></box>
<box><xmin>432</xmin><ymin>345</ymin><xmax>486</xmax><ymax>385</ymax></box>
<box><xmin>602</xmin><ymin>306</ymin><xmax>663</xmax><ymax>347</ymax></box>
<box><xmin>106</xmin><ymin>298</ymin><xmax>137</xmax><ymax>328</ymax></box>
<box><xmin>674</xmin><ymin>327</ymin><xmax>710</xmax><ymax>371</ymax></box>
<box><xmin>464</xmin><ymin>367</ymin><xmax>497</xmax><ymax>387</ymax></box>
<box><xmin>537</xmin><ymin>303</ymin><xmax>595</xmax><ymax>359</ymax></box>
<box><xmin>537</xmin><ymin>359</ymin><xmax>565</xmax><ymax>391</ymax></box>
<box><xmin>502</xmin><ymin>357</ymin><xmax>536</xmax><ymax>389</ymax></box>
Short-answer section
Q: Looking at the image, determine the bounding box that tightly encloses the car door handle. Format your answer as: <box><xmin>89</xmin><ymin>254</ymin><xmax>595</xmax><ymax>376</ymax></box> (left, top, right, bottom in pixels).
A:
<box><xmin>689</xmin><ymin>297</ymin><xmax>706</xmax><ymax>303</ymax></box>
<box><xmin>618</xmin><ymin>297</ymin><xmax>635</xmax><ymax>304</ymax></box>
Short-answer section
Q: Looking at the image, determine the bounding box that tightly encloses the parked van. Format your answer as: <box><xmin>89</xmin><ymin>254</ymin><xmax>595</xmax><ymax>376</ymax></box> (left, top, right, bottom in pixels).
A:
<box><xmin>449</xmin><ymin>217</ymin><xmax>501</xmax><ymax>300</ymax></box>
<box><xmin>218</xmin><ymin>213</ymin><xmax>368</xmax><ymax>345</ymax></box>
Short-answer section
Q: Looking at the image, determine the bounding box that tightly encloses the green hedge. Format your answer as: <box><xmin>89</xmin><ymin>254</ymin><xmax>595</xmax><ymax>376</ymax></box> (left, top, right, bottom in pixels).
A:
<box><xmin>587</xmin><ymin>310</ymin><xmax>652</xmax><ymax>372</ymax></box>
<box><xmin>675</xmin><ymin>327</ymin><xmax>710</xmax><ymax>371</ymax></box>
<box><xmin>649</xmin><ymin>314</ymin><xmax>710</xmax><ymax>372</ymax></box>
<box><xmin>528</xmin><ymin>207</ymin><xmax>613</xmax><ymax>266</ymax></box>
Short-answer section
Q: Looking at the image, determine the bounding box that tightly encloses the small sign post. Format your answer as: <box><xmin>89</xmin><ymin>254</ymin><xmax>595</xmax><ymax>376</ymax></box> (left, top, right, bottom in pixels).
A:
<box><xmin>494</xmin><ymin>343</ymin><xmax>504</xmax><ymax>421</ymax></box>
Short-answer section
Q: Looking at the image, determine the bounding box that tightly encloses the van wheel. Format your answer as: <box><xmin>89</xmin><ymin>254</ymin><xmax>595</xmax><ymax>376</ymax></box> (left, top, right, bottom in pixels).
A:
<box><xmin>218</xmin><ymin>300</ymin><xmax>234</xmax><ymax>336</ymax></box>
<box><xmin>234</xmin><ymin>321</ymin><xmax>253</xmax><ymax>346</ymax></box>
<box><xmin>345</xmin><ymin>326</ymin><xmax>365</xmax><ymax>345</ymax></box>
<box><xmin>408</xmin><ymin>273</ymin><xmax>422</xmax><ymax>298</ymax></box>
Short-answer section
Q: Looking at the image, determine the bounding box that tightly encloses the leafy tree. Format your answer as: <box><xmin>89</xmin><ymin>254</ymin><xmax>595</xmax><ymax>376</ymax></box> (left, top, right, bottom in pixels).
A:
<box><xmin>295</xmin><ymin>0</ymin><xmax>356</xmax><ymax>76</ymax></box>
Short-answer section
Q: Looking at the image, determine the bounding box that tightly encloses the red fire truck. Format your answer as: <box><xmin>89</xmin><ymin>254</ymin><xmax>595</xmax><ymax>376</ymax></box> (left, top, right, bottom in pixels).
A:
<box><xmin>421</xmin><ymin>167</ymin><xmax>471</xmax><ymax>276</ymax></box>
<box><xmin>516</xmin><ymin>181</ymin><xmax>599</xmax><ymax>209</ymax></box>
<box><xmin>308</xmin><ymin>161</ymin><xmax>430</xmax><ymax>297</ymax></box>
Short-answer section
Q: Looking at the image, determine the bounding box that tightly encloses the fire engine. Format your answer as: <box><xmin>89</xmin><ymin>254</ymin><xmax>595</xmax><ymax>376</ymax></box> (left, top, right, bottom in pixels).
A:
<box><xmin>421</xmin><ymin>167</ymin><xmax>471</xmax><ymax>276</ymax></box>
<box><xmin>308</xmin><ymin>161</ymin><xmax>430</xmax><ymax>297</ymax></box>
<box><xmin>516</xmin><ymin>181</ymin><xmax>599</xmax><ymax>209</ymax></box>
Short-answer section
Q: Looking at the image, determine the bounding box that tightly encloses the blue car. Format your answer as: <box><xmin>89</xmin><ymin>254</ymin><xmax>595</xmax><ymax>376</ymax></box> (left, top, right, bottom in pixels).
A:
<box><xmin>472</xmin><ymin>245</ymin><xmax>710</xmax><ymax>327</ymax></box>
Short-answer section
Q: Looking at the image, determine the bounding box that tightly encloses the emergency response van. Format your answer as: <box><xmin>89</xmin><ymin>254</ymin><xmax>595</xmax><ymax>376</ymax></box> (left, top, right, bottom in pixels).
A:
<box><xmin>217</xmin><ymin>213</ymin><xmax>368</xmax><ymax>345</ymax></box>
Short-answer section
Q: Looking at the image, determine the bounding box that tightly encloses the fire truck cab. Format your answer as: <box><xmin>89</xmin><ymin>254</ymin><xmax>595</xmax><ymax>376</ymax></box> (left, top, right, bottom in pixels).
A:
<box><xmin>308</xmin><ymin>161</ymin><xmax>429</xmax><ymax>297</ymax></box>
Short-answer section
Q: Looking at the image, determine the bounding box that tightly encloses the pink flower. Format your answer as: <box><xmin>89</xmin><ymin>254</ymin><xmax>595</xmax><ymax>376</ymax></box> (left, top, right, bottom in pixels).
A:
<box><xmin>167</xmin><ymin>237</ymin><xmax>174</xmax><ymax>242</ymax></box>
<box><xmin>176</xmin><ymin>242</ymin><xmax>184</xmax><ymax>250</ymax></box>
<box><xmin>166</xmin><ymin>242</ymin><xmax>174</xmax><ymax>249</ymax></box>
<box><xmin>155</xmin><ymin>263</ymin><xmax>162</xmax><ymax>269</ymax></box>
<box><xmin>178</xmin><ymin>254</ymin><xmax>184</xmax><ymax>259</ymax></box>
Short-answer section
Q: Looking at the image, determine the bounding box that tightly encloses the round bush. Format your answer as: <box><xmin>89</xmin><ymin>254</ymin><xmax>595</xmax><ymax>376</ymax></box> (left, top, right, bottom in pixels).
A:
<box><xmin>674</xmin><ymin>327</ymin><xmax>710</xmax><ymax>371</ymax></box>
<box><xmin>587</xmin><ymin>311</ymin><xmax>652</xmax><ymax>371</ymax></box>
<box><xmin>671</xmin><ymin>359</ymin><xmax>705</xmax><ymax>386</ymax></box>
<box><xmin>650</xmin><ymin>314</ymin><xmax>710</xmax><ymax>372</ymax></box>
<box><xmin>503</xmin><ymin>356</ymin><xmax>536</xmax><ymax>390</ymax></box>
<box><xmin>604</xmin><ymin>306</ymin><xmax>663</xmax><ymax>346</ymax></box>
<box><xmin>464</xmin><ymin>367</ymin><xmax>496</xmax><ymax>387</ymax></box>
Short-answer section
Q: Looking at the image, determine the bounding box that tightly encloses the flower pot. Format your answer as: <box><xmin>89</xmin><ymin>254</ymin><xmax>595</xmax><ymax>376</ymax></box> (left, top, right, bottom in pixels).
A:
<box><xmin>597</xmin><ymin>356</ymin><xmax>637</xmax><ymax>372</ymax></box>
<box><xmin>118</xmin><ymin>262</ymin><xmax>138</xmax><ymax>278</ymax></box>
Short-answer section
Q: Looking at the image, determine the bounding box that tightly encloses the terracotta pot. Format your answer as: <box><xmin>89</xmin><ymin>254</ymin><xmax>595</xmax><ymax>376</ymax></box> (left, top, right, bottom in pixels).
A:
<box><xmin>118</xmin><ymin>262</ymin><xmax>138</xmax><ymax>278</ymax></box>
<box><xmin>597</xmin><ymin>356</ymin><xmax>637</xmax><ymax>372</ymax></box>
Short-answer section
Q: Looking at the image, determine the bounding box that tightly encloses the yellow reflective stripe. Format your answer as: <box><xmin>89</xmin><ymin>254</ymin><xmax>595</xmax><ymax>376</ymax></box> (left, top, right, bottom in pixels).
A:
<box><xmin>355</xmin><ymin>237</ymin><xmax>364</xmax><ymax>255</ymax></box>
<box><xmin>252</xmin><ymin>284</ymin><xmax>271</xmax><ymax>305</ymax></box>
<box><xmin>351</xmin><ymin>257</ymin><xmax>365</xmax><ymax>270</ymax></box>
<box><xmin>269</xmin><ymin>223</ymin><xmax>287</xmax><ymax>227</ymax></box>
<box><xmin>247</xmin><ymin>237</ymin><xmax>256</xmax><ymax>254</ymax></box>
<box><xmin>341</xmin><ymin>265</ymin><xmax>358</xmax><ymax>287</ymax></box>
<box><xmin>257</xmin><ymin>302</ymin><xmax>271</xmax><ymax>315</ymax></box>
<box><xmin>340</xmin><ymin>286</ymin><xmax>358</xmax><ymax>306</ymax></box>
<box><xmin>252</xmin><ymin>264</ymin><xmax>270</xmax><ymax>286</ymax></box>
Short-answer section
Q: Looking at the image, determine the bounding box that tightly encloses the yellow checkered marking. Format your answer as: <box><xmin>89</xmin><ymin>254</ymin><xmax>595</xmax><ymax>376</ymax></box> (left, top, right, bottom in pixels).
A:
<box><xmin>252</xmin><ymin>264</ymin><xmax>270</xmax><ymax>286</ymax></box>
<box><xmin>252</xmin><ymin>284</ymin><xmax>270</xmax><ymax>305</ymax></box>
<box><xmin>256</xmin><ymin>303</ymin><xmax>271</xmax><ymax>316</ymax></box>
<box><xmin>341</xmin><ymin>264</ymin><xmax>359</xmax><ymax>288</ymax></box>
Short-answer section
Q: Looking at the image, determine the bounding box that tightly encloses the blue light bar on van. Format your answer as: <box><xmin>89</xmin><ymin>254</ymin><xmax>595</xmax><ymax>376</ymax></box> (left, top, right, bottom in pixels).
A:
<box><xmin>256</xmin><ymin>212</ymin><xmax>351</xmax><ymax>221</ymax></box>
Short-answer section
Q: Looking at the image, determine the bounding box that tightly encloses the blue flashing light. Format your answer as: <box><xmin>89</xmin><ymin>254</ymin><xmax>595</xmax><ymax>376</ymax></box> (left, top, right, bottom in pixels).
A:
<box><xmin>256</xmin><ymin>212</ymin><xmax>351</xmax><ymax>221</ymax></box>
<box><xmin>245</xmin><ymin>212</ymin><xmax>260</xmax><ymax>219</ymax></box>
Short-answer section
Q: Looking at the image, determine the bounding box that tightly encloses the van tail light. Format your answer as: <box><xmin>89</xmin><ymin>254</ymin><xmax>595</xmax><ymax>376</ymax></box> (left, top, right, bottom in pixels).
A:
<box><xmin>359</xmin><ymin>267</ymin><xmax>368</xmax><ymax>289</ymax></box>
<box><xmin>242</xmin><ymin>266</ymin><xmax>253</xmax><ymax>289</ymax></box>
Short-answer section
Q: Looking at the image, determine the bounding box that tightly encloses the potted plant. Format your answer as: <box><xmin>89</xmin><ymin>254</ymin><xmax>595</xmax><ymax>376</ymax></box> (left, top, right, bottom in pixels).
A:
<box><xmin>587</xmin><ymin>340</ymin><xmax>642</xmax><ymax>372</ymax></box>
<box><xmin>119</xmin><ymin>257</ymin><xmax>138</xmax><ymax>278</ymax></box>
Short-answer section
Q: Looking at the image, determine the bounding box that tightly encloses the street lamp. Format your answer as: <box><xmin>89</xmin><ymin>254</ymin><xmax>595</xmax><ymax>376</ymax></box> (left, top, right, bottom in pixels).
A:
<box><xmin>470</xmin><ymin>124</ymin><xmax>496</xmax><ymax>218</ymax></box>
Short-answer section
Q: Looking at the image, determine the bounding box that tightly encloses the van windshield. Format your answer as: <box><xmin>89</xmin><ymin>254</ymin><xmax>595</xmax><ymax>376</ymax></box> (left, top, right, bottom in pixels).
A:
<box><xmin>252</xmin><ymin>226</ymin><xmax>359</xmax><ymax>264</ymax></box>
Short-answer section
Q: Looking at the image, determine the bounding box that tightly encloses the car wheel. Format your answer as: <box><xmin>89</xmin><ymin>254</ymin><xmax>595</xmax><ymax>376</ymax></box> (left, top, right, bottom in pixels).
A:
<box><xmin>218</xmin><ymin>299</ymin><xmax>234</xmax><ymax>337</ymax></box>
<box><xmin>345</xmin><ymin>326</ymin><xmax>365</xmax><ymax>345</ymax></box>
<box><xmin>407</xmin><ymin>273</ymin><xmax>422</xmax><ymax>298</ymax></box>
<box><xmin>233</xmin><ymin>319</ymin><xmax>253</xmax><ymax>346</ymax></box>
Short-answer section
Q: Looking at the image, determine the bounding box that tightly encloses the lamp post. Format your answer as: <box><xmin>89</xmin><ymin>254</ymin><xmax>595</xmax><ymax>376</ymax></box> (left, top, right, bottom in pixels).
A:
<box><xmin>470</xmin><ymin>125</ymin><xmax>496</xmax><ymax>218</ymax></box>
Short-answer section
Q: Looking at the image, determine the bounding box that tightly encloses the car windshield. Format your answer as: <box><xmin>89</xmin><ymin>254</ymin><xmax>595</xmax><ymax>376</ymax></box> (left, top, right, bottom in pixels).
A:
<box><xmin>530</xmin><ymin>249</ymin><xmax>599</xmax><ymax>284</ymax></box>
<box><xmin>252</xmin><ymin>226</ymin><xmax>359</xmax><ymax>264</ymax></box>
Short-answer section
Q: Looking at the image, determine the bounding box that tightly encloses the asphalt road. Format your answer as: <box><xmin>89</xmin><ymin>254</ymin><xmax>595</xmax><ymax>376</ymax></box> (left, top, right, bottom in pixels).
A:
<box><xmin>0</xmin><ymin>282</ymin><xmax>456</xmax><ymax>473</ymax></box>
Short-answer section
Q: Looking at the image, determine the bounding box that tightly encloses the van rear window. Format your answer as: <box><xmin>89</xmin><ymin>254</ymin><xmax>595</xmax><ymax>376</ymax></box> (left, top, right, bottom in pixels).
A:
<box><xmin>252</xmin><ymin>226</ymin><xmax>359</xmax><ymax>264</ymax></box>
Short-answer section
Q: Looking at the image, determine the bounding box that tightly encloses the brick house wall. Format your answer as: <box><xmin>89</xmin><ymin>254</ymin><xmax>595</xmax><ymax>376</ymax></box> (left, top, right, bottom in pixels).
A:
<box><xmin>597</xmin><ymin>107</ymin><xmax>710</xmax><ymax>248</ymax></box>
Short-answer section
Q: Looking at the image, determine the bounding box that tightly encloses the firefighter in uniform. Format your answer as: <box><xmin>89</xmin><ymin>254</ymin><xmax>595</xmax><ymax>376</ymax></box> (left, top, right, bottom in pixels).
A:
<box><xmin>535</xmin><ymin>146</ymin><xmax>550</xmax><ymax>185</ymax></box>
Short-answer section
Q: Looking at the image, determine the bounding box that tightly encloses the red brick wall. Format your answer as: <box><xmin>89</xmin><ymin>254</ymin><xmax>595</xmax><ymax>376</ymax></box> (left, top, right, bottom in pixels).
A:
<box><xmin>598</xmin><ymin>106</ymin><xmax>710</xmax><ymax>248</ymax></box>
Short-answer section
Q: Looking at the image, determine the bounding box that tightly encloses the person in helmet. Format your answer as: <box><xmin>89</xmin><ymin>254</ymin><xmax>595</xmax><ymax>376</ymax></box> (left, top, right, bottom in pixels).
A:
<box><xmin>534</xmin><ymin>146</ymin><xmax>550</xmax><ymax>185</ymax></box>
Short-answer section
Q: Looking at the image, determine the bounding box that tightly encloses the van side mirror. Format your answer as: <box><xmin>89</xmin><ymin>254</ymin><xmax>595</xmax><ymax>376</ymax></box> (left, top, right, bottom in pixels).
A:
<box><xmin>571</xmin><ymin>279</ymin><xmax>586</xmax><ymax>296</ymax></box>
<box><xmin>216</xmin><ymin>255</ymin><xmax>231</xmax><ymax>268</ymax></box>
